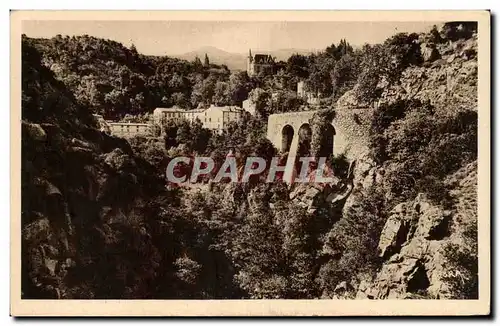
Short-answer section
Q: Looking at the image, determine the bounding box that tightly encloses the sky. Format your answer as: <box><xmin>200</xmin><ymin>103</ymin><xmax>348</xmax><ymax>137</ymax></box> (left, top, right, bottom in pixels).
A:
<box><xmin>22</xmin><ymin>20</ymin><xmax>440</xmax><ymax>55</ymax></box>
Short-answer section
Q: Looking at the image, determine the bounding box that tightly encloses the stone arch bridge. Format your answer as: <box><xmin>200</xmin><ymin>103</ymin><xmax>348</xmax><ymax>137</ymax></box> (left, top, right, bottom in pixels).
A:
<box><xmin>267</xmin><ymin>110</ymin><xmax>347</xmax><ymax>159</ymax></box>
<box><xmin>266</xmin><ymin>108</ymin><xmax>374</xmax><ymax>182</ymax></box>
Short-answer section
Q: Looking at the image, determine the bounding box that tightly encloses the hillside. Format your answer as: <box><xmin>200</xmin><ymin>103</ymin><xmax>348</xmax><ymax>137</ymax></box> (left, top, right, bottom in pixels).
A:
<box><xmin>22</xmin><ymin>40</ymin><xmax>167</xmax><ymax>298</ymax></box>
<box><xmin>23</xmin><ymin>35</ymin><xmax>237</xmax><ymax>119</ymax></box>
<box><xmin>331</xmin><ymin>24</ymin><xmax>478</xmax><ymax>299</ymax></box>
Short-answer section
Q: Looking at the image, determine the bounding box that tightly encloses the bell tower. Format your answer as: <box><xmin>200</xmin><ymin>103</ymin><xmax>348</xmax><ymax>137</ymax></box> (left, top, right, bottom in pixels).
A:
<box><xmin>247</xmin><ymin>49</ymin><xmax>254</xmax><ymax>76</ymax></box>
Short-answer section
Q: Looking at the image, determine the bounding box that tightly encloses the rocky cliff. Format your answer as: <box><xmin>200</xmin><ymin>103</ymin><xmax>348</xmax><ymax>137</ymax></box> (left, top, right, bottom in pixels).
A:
<box><xmin>328</xmin><ymin>26</ymin><xmax>479</xmax><ymax>299</ymax></box>
<box><xmin>22</xmin><ymin>40</ymin><xmax>169</xmax><ymax>299</ymax></box>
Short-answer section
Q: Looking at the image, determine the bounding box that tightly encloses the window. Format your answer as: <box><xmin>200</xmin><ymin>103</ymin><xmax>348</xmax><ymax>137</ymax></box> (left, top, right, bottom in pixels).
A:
<box><xmin>209</xmin><ymin>118</ymin><xmax>211</xmax><ymax>122</ymax></box>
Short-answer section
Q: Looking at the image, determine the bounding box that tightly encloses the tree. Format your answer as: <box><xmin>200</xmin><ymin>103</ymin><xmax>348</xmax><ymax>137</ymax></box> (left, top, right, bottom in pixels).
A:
<box><xmin>269</xmin><ymin>90</ymin><xmax>304</xmax><ymax>114</ymax></box>
<box><xmin>190</xmin><ymin>118</ymin><xmax>212</xmax><ymax>154</ymax></box>
<box><xmin>191</xmin><ymin>75</ymin><xmax>216</xmax><ymax>107</ymax></box>
<box><xmin>171</xmin><ymin>92</ymin><xmax>189</xmax><ymax>108</ymax></box>
<box><xmin>326</xmin><ymin>39</ymin><xmax>353</xmax><ymax>60</ymax></box>
<box><xmin>441</xmin><ymin>22</ymin><xmax>477</xmax><ymax>41</ymax></box>
<box><xmin>213</xmin><ymin>81</ymin><xmax>231</xmax><ymax>106</ymax></box>
<box><xmin>428</xmin><ymin>25</ymin><xmax>443</xmax><ymax>44</ymax></box>
<box><xmin>204</xmin><ymin>53</ymin><xmax>210</xmax><ymax>67</ymax></box>
<box><xmin>331</xmin><ymin>53</ymin><xmax>360</xmax><ymax>99</ymax></box>
<box><xmin>286</xmin><ymin>54</ymin><xmax>309</xmax><ymax>79</ymax></box>
<box><xmin>383</xmin><ymin>33</ymin><xmax>422</xmax><ymax>83</ymax></box>
<box><xmin>248</xmin><ymin>88</ymin><xmax>271</xmax><ymax>118</ymax></box>
<box><xmin>193</xmin><ymin>56</ymin><xmax>203</xmax><ymax>68</ymax></box>
<box><xmin>228</xmin><ymin>71</ymin><xmax>252</xmax><ymax>106</ymax></box>
<box><xmin>306</xmin><ymin>53</ymin><xmax>336</xmax><ymax>98</ymax></box>
<box><xmin>442</xmin><ymin>220</ymin><xmax>478</xmax><ymax>299</ymax></box>
<box><xmin>130</xmin><ymin>43</ymin><xmax>138</xmax><ymax>55</ymax></box>
<box><xmin>163</xmin><ymin>120</ymin><xmax>179</xmax><ymax>149</ymax></box>
<box><xmin>353</xmin><ymin>44</ymin><xmax>389</xmax><ymax>103</ymax></box>
<box><xmin>176</xmin><ymin>120</ymin><xmax>193</xmax><ymax>148</ymax></box>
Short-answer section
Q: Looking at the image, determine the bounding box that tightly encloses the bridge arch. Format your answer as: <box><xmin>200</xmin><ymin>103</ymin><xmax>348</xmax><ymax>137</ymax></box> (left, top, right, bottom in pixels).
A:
<box><xmin>318</xmin><ymin>124</ymin><xmax>336</xmax><ymax>159</ymax></box>
<box><xmin>267</xmin><ymin>110</ymin><xmax>348</xmax><ymax>162</ymax></box>
<box><xmin>281</xmin><ymin>124</ymin><xmax>294</xmax><ymax>152</ymax></box>
<box><xmin>297</xmin><ymin>123</ymin><xmax>312</xmax><ymax>157</ymax></box>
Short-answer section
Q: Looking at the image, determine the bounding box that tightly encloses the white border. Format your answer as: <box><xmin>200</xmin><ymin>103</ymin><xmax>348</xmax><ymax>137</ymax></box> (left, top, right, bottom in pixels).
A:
<box><xmin>4</xmin><ymin>2</ymin><xmax>497</xmax><ymax>323</ymax></box>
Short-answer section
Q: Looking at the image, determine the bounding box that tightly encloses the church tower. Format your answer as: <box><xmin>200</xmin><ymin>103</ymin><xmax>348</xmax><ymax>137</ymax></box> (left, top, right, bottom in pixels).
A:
<box><xmin>247</xmin><ymin>49</ymin><xmax>254</xmax><ymax>76</ymax></box>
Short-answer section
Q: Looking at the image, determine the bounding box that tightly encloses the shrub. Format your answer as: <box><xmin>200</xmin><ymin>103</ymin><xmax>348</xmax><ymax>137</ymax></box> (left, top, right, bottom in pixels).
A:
<box><xmin>318</xmin><ymin>188</ymin><xmax>387</xmax><ymax>293</ymax></box>
<box><xmin>331</xmin><ymin>153</ymin><xmax>350</xmax><ymax>179</ymax></box>
<box><xmin>442</xmin><ymin>220</ymin><xmax>478</xmax><ymax>299</ymax></box>
<box><xmin>441</xmin><ymin>22</ymin><xmax>477</xmax><ymax>41</ymax></box>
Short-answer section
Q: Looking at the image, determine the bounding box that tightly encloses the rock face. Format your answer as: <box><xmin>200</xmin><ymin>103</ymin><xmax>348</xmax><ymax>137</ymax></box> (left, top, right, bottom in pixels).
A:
<box><xmin>354</xmin><ymin>193</ymin><xmax>451</xmax><ymax>299</ymax></box>
<box><xmin>355</xmin><ymin>157</ymin><xmax>477</xmax><ymax>300</ymax></box>
<box><xmin>288</xmin><ymin>159</ymin><xmax>356</xmax><ymax>216</ymax></box>
<box><xmin>378</xmin><ymin>213</ymin><xmax>408</xmax><ymax>260</ymax></box>
<box><xmin>21</xmin><ymin>45</ymin><xmax>168</xmax><ymax>299</ymax></box>
<box><xmin>353</xmin><ymin>35</ymin><xmax>479</xmax><ymax>300</ymax></box>
<box><xmin>421</xmin><ymin>42</ymin><xmax>441</xmax><ymax>62</ymax></box>
<box><xmin>391</xmin><ymin>34</ymin><xmax>478</xmax><ymax>115</ymax></box>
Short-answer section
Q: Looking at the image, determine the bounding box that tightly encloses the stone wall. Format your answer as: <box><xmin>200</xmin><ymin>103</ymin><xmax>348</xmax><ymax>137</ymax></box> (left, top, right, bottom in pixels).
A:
<box><xmin>333</xmin><ymin>107</ymin><xmax>373</xmax><ymax>161</ymax></box>
<box><xmin>108</xmin><ymin>122</ymin><xmax>151</xmax><ymax>138</ymax></box>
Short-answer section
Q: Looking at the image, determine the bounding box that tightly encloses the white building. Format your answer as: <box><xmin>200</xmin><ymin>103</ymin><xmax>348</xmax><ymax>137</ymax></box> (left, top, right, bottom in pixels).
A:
<box><xmin>153</xmin><ymin>105</ymin><xmax>245</xmax><ymax>134</ymax></box>
<box><xmin>201</xmin><ymin>105</ymin><xmax>243</xmax><ymax>132</ymax></box>
<box><xmin>108</xmin><ymin>122</ymin><xmax>151</xmax><ymax>138</ymax></box>
<box><xmin>297</xmin><ymin>80</ymin><xmax>320</xmax><ymax>105</ymax></box>
<box><xmin>153</xmin><ymin>106</ymin><xmax>185</xmax><ymax>125</ymax></box>
<box><xmin>242</xmin><ymin>99</ymin><xmax>257</xmax><ymax>115</ymax></box>
<box><xmin>184</xmin><ymin>108</ymin><xmax>206</xmax><ymax>123</ymax></box>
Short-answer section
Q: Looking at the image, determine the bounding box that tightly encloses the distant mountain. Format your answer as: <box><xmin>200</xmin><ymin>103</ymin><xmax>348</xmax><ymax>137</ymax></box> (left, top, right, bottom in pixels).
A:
<box><xmin>269</xmin><ymin>48</ymin><xmax>318</xmax><ymax>61</ymax></box>
<box><xmin>172</xmin><ymin>46</ymin><xmax>247</xmax><ymax>71</ymax></box>
<box><xmin>171</xmin><ymin>46</ymin><xmax>318</xmax><ymax>71</ymax></box>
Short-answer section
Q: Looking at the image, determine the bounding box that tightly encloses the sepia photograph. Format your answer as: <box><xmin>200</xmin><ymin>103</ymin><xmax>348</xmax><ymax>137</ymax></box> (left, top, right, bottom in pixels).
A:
<box><xmin>10</xmin><ymin>10</ymin><xmax>490</xmax><ymax>316</ymax></box>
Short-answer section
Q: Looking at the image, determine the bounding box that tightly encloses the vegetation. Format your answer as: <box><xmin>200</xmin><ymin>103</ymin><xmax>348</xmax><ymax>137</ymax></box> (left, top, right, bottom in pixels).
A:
<box><xmin>21</xmin><ymin>21</ymin><xmax>478</xmax><ymax>300</ymax></box>
<box><xmin>22</xmin><ymin>34</ymin><xmax>252</xmax><ymax>119</ymax></box>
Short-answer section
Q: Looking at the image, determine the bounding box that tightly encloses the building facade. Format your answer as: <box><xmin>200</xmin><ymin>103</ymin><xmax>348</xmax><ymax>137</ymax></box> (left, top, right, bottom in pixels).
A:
<box><xmin>247</xmin><ymin>49</ymin><xmax>276</xmax><ymax>77</ymax></box>
<box><xmin>153</xmin><ymin>106</ymin><xmax>186</xmax><ymax>125</ymax></box>
<box><xmin>297</xmin><ymin>80</ymin><xmax>321</xmax><ymax>105</ymax></box>
<box><xmin>153</xmin><ymin>105</ymin><xmax>245</xmax><ymax>134</ymax></box>
<box><xmin>98</xmin><ymin>105</ymin><xmax>245</xmax><ymax>140</ymax></box>
<box><xmin>108</xmin><ymin>122</ymin><xmax>151</xmax><ymax>138</ymax></box>
<box><xmin>183</xmin><ymin>108</ymin><xmax>206</xmax><ymax>124</ymax></box>
<box><xmin>242</xmin><ymin>99</ymin><xmax>257</xmax><ymax>115</ymax></box>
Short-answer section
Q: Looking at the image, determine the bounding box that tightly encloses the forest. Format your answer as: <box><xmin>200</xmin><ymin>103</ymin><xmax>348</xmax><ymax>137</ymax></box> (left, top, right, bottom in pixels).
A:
<box><xmin>21</xmin><ymin>21</ymin><xmax>478</xmax><ymax>299</ymax></box>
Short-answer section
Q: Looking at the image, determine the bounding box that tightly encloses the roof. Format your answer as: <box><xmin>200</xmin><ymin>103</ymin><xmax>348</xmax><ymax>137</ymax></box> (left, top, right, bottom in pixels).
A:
<box><xmin>253</xmin><ymin>54</ymin><xmax>275</xmax><ymax>64</ymax></box>
<box><xmin>108</xmin><ymin>122</ymin><xmax>150</xmax><ymax>127</ymax></box>
<box><xmin>154</xmin><ymin>106</ymin><xmax>185</xmax><ymax>113</ymax></box>
<box><xmin>185</xmin><ymin>109</ymin><xmax>205</xmax><ymax>113</ymax></box>
<box><xmin>206</xmin><ymin>104</ymin><xmax>243</xmax><ymax>112</ymax></box>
